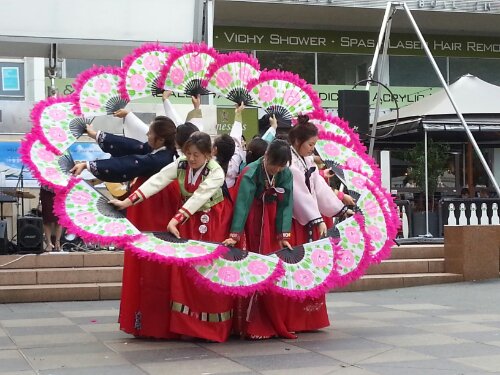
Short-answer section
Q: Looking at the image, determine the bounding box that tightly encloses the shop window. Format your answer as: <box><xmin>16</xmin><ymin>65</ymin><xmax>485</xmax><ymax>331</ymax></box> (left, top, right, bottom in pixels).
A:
<box><xmin>317</xmin><ymin>53</ymin><xmax>372</xmax><ymax>85</ymax></box>
<box><xmin>256</xmin><ymin>51</ymin><xmax>315</xmax><ymax>84</ymax></box>
<box><xmin>389</xmin><ymin>152</ymin><xmax>411</xmax><ymax>189</ymax></box>
<box><xmin>449</xmin><ymin>57</ymin><xmax>500</xmax><ymax>85</ymax></box>
<box><xmin>0</xmin><ymin>62</ymin><xmax>25</xmax><ymax>101</ymax></box>
<box><xmin>65</xmin><ymin>59</ymin><xmax>121</xmax><ymax>78</ymax></box>
<box><xmin>388</xmin><ymin>55</ymin><xmax>447</xmax><ymax>87</ymax></box>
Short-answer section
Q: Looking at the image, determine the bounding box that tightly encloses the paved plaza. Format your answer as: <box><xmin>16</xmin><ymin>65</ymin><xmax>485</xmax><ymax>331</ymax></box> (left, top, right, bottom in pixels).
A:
<box><xmin>0</xmin><ymin>280</ymin><xmax>499</xmax><ymax>375</ymax></box>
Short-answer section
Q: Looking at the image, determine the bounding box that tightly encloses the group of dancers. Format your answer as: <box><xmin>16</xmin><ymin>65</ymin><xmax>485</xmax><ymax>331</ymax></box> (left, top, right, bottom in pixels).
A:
<box><xmin>69</xmin><ymin>91</ymin><xmax>355</xmax><ymax>342</ymax></box>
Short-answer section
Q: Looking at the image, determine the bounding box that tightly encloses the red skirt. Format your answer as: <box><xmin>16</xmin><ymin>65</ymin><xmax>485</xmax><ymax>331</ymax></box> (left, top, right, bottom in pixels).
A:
<box><xmin>245</xmin><ymin>198</ymin><xmax>281</xmax><ymax>254</ymax></box>
<box><xmin>168</xmin><ymin>199</ymin><xmax>234</xmax><ymax>342</ymax></box>
<box><xmin>120</xmin><ymin>198</ymin><xmax>235</xmax><ymax>342</ymax></box>
<box><xmin>178</xmin><ymin>198</ymin><xmax>233</xmax><ymax>243</ymax></box>
<box><xmin>119</xmin><ymin>252</ymin><xmax>180</xmax><ymax>339</ymax></box>
<box><xmin>235</xmin><ymin>198</ymin><xmax>284</xmax><ymax>338</ymax></box>
<box><xmin>236</xmin><ymin>206</ymin><xmax>331</xmax><ymax>339</ymax></box>
<box><xmin>281</xmin><ymin>218</ymin><xmax>331</xmax><ymax>332</ymax></box>
<box><xmin>120</xmin><ymin>178</ymin><xmax>182</xmax><ymax>339</ymax></box>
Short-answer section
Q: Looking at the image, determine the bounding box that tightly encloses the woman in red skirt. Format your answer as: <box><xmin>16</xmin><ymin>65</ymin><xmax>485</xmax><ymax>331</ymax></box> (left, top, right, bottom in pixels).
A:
<box><xmin>287</xmin><ymin>115</ymin><xmax>355</xmax><ymax>334</ymax></box>
<box><xmin>112</xmin><ymin>132</ymin><xmax>233</xmax><ymax>342</ymax></box>
<box><xmin>222</xmin><ymin>139</ymin><xmax>296</xmax><ymax>339</ymax></box>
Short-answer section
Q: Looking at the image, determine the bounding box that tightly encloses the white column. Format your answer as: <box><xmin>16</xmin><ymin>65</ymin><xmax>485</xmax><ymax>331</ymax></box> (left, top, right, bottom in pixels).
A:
<box><xmin>380</xmin><ymin>150</ymin><xmax>391</xmax><ymax>191</ymax></box>
<box><xmin>24</xmin><ymin>57</ymin><xmax>46</xmax><ymax>101</ymax></box>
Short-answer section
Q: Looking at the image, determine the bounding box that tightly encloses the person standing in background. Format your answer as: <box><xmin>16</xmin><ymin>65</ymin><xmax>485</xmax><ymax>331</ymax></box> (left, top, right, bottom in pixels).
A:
<box><xmin>39</xmin><ymin>185</ymin><xmax>62</xmax><ymax>252</ymax></box>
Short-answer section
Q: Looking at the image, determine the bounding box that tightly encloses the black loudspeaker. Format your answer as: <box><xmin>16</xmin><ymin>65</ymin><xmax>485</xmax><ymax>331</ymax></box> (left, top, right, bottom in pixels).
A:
<box><xmin>17</xmin><ymin>217</ymin><xmax>44</xmax><ymax>253</ymax></box>
<box><xmin>338</xmin><ymin>90</ymin><xmax>370</xmax><ymax>137</ymax></box>
<box><xmin>0</xmin><ymin>220</ymin><xmax>7</xmax><ymax>255</ymax></box>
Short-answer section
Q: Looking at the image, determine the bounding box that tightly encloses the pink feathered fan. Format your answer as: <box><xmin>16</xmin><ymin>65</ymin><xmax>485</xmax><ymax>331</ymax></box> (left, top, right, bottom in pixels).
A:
<box><xmin>247</xmin><ymin>70</ymin><xmax>322</xmax><ymax>123</ymax></box>
<box><xmin>203</xmin><ymin>52</ymin><xmax>260</xmax><ymax>105</ymax></box>
<box><xmin>73</xmin><ymin>66</ymin><xmax>128</xmax><ymax>117</ymax></box>
<box><xmin>158</xmin><ymin>43</ymin><xmax>218</xmax><ymax>96</ymax></box>
<box><xmin>120</xmin><ymin>43</ymin><xmax>177</xmax><ymax>100</ymax></box>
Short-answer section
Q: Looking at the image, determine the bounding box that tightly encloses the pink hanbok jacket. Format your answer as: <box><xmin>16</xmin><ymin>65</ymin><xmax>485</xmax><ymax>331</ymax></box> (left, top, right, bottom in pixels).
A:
<box><xmin>290</xmin><ymin>150</ymin><xmax>344</xmax><ymax>226</ymax></box>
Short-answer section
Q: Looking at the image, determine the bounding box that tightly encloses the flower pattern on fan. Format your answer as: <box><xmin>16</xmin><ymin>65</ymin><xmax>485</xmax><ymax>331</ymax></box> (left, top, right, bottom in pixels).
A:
<box><xmin>45</xmin><ymin>167</ymin><xmax>62</xmax><ymax>180</ymax></box>
<box><xmin>155</xmin><ymin>244</ymin><xmax>176</xmax><ymax>256</ymax></box>
<box><xmin>216</xmin><ymin>71</ymin><xmax>233</xmax><ymax>89</ymax></box>
<box><xmin>129</xmin><ymin>74</ymin><xmax>147</xmax><ymax>91</ymax></box>
<box><xmin>71</xmin><ymin>191</ymin><xmax>92</xmax><ymax>205</ymax></box>
<box><xmin>218</xmin><ymin>266</ymin><xmax>241</xmax><ymax>283</ymax></box>
<box><xmin>48</xmin><ymin>127</ymin><xmax>68</xmax><ymax>143</ymax></box>
<box><xmin>48</xmin><ymin>109</ymin><xmax>67</xmax><ymax>121</ymax></box>
<box><xmin>144</xmin><ymin>55</ymin><xmax>161</xmax><ymax>71</ymax></box>
<box><xmin>248</xmin><ymin>260</ymin><xmax>269</xmax><ymax>276</ymax></box>
<box><xmin>37</xmin><ymin>148</ymin><xmax>55</xmax><ymax>162</ymax></box>
<box><xmin>311</xmin><ymin>249</ymin><xmax>329</xmax><ymax>268</ymax></box>
<box><xmin>293</xmin><ymin>270</ymin><xmax>314</xmax><ymax>287</ymax></box>
<box><xmin>258</xmin><ymin>85</ymin><xmax>276</xmax><ymax>102</ymax></box>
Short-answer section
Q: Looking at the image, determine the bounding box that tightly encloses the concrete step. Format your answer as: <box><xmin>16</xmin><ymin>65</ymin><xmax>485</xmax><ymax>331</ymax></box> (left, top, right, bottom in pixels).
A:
<box><xmin>334</xmin><ymin>272</ymin><xmax>464</xmax><ymax>292</ymax></box>
<box><xmin>366</xmin><ymin>258</ymin><xmax>445</xmax><ymax>275</ymax></box>
<box><xmin>0</xmin><ymin>282</ymin><xmax>121</xmax><ymax>303</ymax></box>
<box><xmin>0</xmin><ymin>251</ymin><xmax>123</xmax><ymax>269</ymax></box>
<box><xmin>0</xmin><ymin>245</ymin><xmax>464</xmax><ymax>302</ymax></box>
<box><xmin>389</xmin><ymin>245</ymin><xmax>444</xmax><ymax>259</ymax></box>
<box><xmin>0</xmin><ymin>267</ymin><xmax>123</xmax><ymax>286</ymax></box>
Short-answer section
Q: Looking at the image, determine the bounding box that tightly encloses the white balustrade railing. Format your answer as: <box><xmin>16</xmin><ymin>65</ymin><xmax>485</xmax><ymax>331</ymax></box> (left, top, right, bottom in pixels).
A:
<box><xmin>445</xmin><ymin>201</ymin><xmax>500</xmax><ymax>226</ymax></box>
<box><xmin>394</xmin><ymin>199</ymin><xmax>499</xmax><ymax>239</ymax></box>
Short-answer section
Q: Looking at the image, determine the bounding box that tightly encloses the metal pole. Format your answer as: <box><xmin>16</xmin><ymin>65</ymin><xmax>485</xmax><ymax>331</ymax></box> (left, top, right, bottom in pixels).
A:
<box><xmin>366</xmin><ymin>2</ymin><xmax>395</xmax><ymax>157</ymax></box>
<box><xmin>402</xmin><ymin>2</ymin><xmax>500</xmax><ymax>197</ymax></box>
<box><xmin>203</xmin><ymin>0</ymin><xmax>214</xmax><ymax>106</ymax></box>
<box><xmin>424</xmin><ymin>129</ymin><xmax>430</xmax><ymax>236</ymax></box>
<box><xmin>366</xmin><ymin>2</ymin><xmax>394</xmax><ymax>91</ymax></box>
<box><xmin>48</xmin><ymin>43</ymin><xmax>58</xmax><ymax>98</ymax></box>
<box><xmin>369</xmin><ymin>15</ymin><xmax>393</xmax><ymax>157</ymax></box>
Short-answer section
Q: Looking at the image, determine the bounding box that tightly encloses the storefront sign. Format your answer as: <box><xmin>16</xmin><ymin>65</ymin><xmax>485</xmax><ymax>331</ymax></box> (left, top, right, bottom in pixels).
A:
<box><xmin>216</xmin><ymin>107</ymin><xmax>259</xmax><ymax>140</ymax></box>
<box><xmin>313</xmin><ymin>85</ymin><xmax>437</xmax><ymax>109</ymax></box>
<box><xmin>214</xmin><ymin>26</ymin><xmax>500</xmax><ymax>58</ymax></box>
<box><xmin>44</xmin><ymin>79</ymin><xmax>437</xmax><ymax>111</ymax></box>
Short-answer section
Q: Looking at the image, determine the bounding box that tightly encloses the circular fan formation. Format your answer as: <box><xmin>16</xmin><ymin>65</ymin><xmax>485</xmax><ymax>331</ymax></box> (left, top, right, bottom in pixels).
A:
<box><xmin>20</xmin><ymin>42</ymin><xmax>399</xmax><ymax>300</ymax></box>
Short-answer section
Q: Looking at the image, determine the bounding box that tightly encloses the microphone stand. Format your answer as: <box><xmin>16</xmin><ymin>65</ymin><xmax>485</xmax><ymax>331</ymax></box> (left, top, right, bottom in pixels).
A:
<box><xmin>15</xmin><ymin>165</ymin><xmax>25</xmax><ymax>217</ymax></box>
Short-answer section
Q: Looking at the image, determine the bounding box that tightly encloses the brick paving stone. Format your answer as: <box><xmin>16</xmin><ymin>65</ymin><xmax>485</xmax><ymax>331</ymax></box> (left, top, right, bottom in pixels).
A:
<box><xmin>0</xmin><ymin>280</ymin><xmax>498</xmax><ymax>374</ymax></box>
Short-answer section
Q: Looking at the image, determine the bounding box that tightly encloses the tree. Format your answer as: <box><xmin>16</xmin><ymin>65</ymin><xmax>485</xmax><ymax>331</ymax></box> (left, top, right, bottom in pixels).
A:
<box><xmin>403</xmin><ymin>139</ymin><xmax>450</xmax><ymax>212</ymax></box>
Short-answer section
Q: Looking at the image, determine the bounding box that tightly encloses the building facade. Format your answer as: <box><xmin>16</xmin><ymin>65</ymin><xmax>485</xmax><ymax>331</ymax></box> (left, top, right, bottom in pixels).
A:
<box><xmin>1</xmin><ymin>0</ymin><xmax>500</xmax><ymax>195</ymax></box>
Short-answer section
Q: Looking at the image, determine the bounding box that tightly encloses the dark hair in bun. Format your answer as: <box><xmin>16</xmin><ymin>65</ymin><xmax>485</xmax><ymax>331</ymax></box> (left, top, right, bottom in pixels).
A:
<box><xmin>288</xmin><ymin>114</ymin><xmax>318</xmax><ymax>147</ymax></box>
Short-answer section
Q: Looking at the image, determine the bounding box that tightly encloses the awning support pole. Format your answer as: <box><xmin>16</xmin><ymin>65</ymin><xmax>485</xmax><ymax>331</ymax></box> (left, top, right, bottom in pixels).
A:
<box><xmin>424</xmin><ymin>129</ymin><xmax>430</xmax><ymax>236</ymax></box>
<box><xmin>366</xmin><ymin>2</ymin><xmax>395</xmax><ymax>157</ymax></box>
